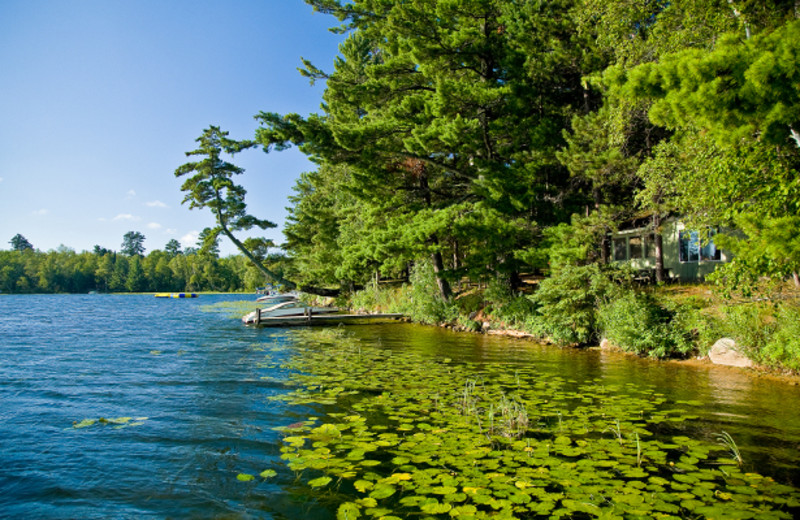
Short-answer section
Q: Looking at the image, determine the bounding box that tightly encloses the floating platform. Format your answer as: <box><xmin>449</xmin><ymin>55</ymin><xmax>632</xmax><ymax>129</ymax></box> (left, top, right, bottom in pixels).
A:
<box><xmin>155</xmin><ymin>292</ymin><xmax>198</xmax><ymax>298</ymax></box>
<box><xmin>245</xmin><ymin>311</ymin><xmax>404</xmax><ymax>327</ymax></box>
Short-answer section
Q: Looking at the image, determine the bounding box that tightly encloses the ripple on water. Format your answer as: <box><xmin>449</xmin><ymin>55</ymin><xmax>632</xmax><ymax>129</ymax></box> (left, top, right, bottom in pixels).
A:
<box><xmin>1</xmin><ymin>295</ymin><xmax>799</xmax><ymax>518</ymax></box>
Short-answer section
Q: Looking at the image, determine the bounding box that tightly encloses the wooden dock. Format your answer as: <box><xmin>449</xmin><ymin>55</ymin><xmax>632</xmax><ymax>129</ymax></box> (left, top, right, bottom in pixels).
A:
<box><xmin>246</xmin><ymin>310</ymin><xmax>405</xmax><ymax>327</ymax></box>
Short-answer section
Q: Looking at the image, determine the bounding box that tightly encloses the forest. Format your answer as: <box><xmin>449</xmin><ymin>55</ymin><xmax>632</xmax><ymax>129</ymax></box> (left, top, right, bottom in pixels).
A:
<box><xmin>230</xmin><ymin>0</ymin><xmax>799</xmax><ymax>300</ymax></box>
<box><xmin>0</xmin><ymin>232</ymin><xmax>282</xmax><ymax>294</ymax></box>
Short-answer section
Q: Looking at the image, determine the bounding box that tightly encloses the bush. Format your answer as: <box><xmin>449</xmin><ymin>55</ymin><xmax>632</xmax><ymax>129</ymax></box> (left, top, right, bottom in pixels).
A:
<box><xmin>763</xmin><ymin>304</ymin><xmax>800</xmax><ymax>371</ymax></box>
<box><xmin>598</xmin><ymin>291</ymin><xmax>694</xmax><ymax>359</ymax></box>
<box><xmin>483</xmin><ymin>279</ymin><xmax>538</xmax><ymax>331</ymax></box>
<box><xmin>530</xmin><ymin>264</ymin><xmax>630</xmax><ymax>345</ymax></box>
<box><xmin>719</xmin><ymin>303</ymin><xmax>777</xmax><ymax>359</ymax></box>
<box><xmin>719</xmin><ymin>302</ymin><xmax>800</xmax><ymax>372</ymax></box>
<box><xmin>401</xmin><ymin>260</ymin><xmax>458</xmax><ymax>325</ymax></box>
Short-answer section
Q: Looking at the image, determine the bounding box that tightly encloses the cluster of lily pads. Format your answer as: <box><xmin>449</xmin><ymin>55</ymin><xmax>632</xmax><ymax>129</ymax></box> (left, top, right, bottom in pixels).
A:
<box><xmin>71</xmin><ymin>416</ymin><xmax>148</xmax><ymax>430</ymax></box>
<box><xmin>253</xmin><ymin>329</ymin><xmax>800</xmax><ymax>519</ymax></box>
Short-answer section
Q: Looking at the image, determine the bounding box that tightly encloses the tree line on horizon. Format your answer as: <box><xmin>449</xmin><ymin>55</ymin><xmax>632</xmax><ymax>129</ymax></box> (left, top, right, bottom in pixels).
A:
<box><xmin>174</xmin><ymin>0</ymin><xmax>800</xmax><ymax>300</ymax></box>
<box><xmin>0</xmin><ymin>232</ymin><xmax>285</xmax><ymax>294</ymax></box>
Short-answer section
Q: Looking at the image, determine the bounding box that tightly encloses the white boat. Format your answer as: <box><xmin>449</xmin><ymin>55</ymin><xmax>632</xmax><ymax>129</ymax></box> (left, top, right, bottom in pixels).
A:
<box><xmin>242</xmin><ymin>301</ymin><xmax>339</xmax><ymax>324</ymax></box>
<box><xmin>255</xmin><ymin>291</ymin><xmax>298</xmax><ymax>304</ymax></box>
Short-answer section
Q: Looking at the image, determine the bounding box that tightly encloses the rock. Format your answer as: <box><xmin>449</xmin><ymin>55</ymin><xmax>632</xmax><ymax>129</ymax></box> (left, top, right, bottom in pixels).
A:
<box><xmin>709</xmin><ymin>338</ymin><xmax>754</xmax><ymax>368</ymax></box>
<box><xmin>599</xmin><ymin>338</ymin><xmax>619</xmax><ymax>351</ymax></box>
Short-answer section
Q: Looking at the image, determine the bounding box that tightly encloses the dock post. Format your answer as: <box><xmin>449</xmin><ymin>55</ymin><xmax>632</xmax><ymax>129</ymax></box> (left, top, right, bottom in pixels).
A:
<box><xmin>255</xmin><ymin>308</ymin><xmax>261</xmax><ymax>326</ymax></box>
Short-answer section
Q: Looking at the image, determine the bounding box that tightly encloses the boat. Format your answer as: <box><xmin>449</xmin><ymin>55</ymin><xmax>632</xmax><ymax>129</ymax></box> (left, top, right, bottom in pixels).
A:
<box><xmin>155</xmin><ymin>293</ymin><xmax>198</xmax><ymax>298</ymax></box>
<box><xmin>242</xmin><ymin>300</ymin><xmax>339</xmax><ymax>324</ymax></box>
<box><xmin>255</xmin><ymin>291</ymin><xmax>298</xmax><ymax>304</ymax></box>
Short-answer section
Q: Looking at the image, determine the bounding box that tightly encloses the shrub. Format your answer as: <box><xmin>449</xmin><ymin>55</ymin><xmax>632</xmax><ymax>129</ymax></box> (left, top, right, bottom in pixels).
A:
<box><xmin>718</xmin><ymin>303</ymin><xmax>777</xmax><ymax>359</ymax></box>
<box><xmin>483</xmin><ymin>279</ymin><xmax>538</xmax><ymax>331</ymax></box>
<box><xmin>530</xmin><ymin>264</ymin><xmax>630</xmax><ymax>345</ymax></box>
<box><xmin>763</xmin><ymin>304</ymin><xmax>800</xmax><ymax>371</ymax></box>
<box><xmin>598</xmin><ymin>291</ymin><xmax>694</xmax><ymax>359</ymax></box>
<box><xmin>401</xmin><ymin>260</ymin><xmax>458</xmax><ymax>325</ymax></box>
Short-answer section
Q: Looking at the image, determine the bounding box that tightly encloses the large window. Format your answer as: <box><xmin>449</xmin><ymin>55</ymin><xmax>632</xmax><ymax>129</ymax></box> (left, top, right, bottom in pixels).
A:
<box><xmin>679</xmin><ymin>230</ymin><xmax>721</xmax><ymax>262</ymax></box>
<box><xmin>613</xmin><ymin>235</ymin><xmax>649</xmax><ymax>261</ymax></box>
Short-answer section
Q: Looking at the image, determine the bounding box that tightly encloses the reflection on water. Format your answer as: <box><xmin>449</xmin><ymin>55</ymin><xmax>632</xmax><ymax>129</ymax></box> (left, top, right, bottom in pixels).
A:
<box><xmin>0</xmin><ymin>296</ymin><xmax>798</xmax><ymax>518</ymax></box>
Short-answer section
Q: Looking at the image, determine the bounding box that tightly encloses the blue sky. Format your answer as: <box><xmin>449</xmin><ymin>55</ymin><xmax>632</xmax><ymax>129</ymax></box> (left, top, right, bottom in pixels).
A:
<box><xmin>0</xmin><ymin>0</ymin><xmax>343</xmax><ymax>255</ymax></box>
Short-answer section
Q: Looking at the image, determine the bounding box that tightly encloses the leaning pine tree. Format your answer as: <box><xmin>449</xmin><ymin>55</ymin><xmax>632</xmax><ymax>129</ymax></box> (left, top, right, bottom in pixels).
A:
<box><xmin>174</xmin><ymin>125</ymin><xmax>339</xmax><ymax>296</ymax></box>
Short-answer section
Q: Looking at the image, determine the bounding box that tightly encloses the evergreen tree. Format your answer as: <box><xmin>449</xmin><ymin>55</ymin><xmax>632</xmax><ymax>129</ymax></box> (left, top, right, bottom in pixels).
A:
<box><xmin>9</xmin><ymin>234</ymin><xmax>33</xmax><ymax>251</ymax></box>
<box><xmin>121</xmin><ymin>231</ymin><xmax>146</xmax><ymax>256</ymax></box>
<box><xmin>164</xmin><ymin>239</ymin><xmax>182</xmax><ymax>257</ymax></box>
<box><xmin>259</xmin><ymin>0</ymin><xmax>590</xmax><ymax>297</ymax></box>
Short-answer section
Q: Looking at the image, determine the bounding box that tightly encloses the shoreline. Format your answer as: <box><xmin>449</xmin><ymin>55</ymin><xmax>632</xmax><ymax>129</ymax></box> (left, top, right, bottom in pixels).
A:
<box><xmin>452</xmin><ymin>318</ymin><xmax>800</xmax><ymax>386</ymax></box>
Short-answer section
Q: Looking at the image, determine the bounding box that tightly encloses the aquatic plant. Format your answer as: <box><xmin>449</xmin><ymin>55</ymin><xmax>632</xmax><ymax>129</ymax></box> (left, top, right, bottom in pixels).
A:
<box><xmin>255</xmin><ymin>328</ymin><xmax>800</xmax><ymax>519</ymax></box>
<box><xmin>71</xmin><ymin>416</ymin><xmax>148</xmax><ymax>430</ymax></box>
<box><xmin>716</xmin><ymin>431</ymin><xmax>744</xmax><ymax>467</ymax></box>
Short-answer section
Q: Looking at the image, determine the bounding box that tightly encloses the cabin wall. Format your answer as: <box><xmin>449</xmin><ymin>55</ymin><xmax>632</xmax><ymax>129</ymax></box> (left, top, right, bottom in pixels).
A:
<box><xmin>611</xmin><ymin>219</ymin><xmax>730</xmax><ymax>282</ymax></box>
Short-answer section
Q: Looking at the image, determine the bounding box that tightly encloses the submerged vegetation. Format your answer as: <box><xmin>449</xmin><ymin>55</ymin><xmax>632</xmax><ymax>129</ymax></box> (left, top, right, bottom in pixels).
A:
<box><xmin>246</xmin><ymin>328</ymin><xmax>800</xmax><ymax>519</ymax></box>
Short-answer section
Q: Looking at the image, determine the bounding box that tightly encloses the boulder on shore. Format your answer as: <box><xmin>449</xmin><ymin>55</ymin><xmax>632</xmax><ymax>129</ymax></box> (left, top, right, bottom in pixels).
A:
<box><xmin>709</xmin><ymin>338</ymin><xmax>753</xmax><ymax>368</ymax></box>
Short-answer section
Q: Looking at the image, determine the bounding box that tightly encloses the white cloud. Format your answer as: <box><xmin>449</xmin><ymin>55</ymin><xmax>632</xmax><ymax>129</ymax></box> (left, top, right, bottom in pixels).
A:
<box><xmin>126</xmin><ymin>190</ymin><xmax>136</xmax><ymax>199</ymax></box>
<box><xmin>165</xmin><ymin>228</ymin><xmax>177</xmax><ymax>235</ymax></box>
<box><xmin>146</xmin><ymin>200</ymin><xmax>168</xmax><ymax>208</ymax></box>
<box><xmin>32</xmin><ymin>208</ymin><xmax>48</xmax><ymax>216</ymax></box>
<box><xmin>147</xmin><ymin>222</ymin><xmax>162</xmax><ymax>230</ymax></box>
<box><xmin>180</xmin><ymin>231</ymin><xmax>199</xmax><ymax>249</ymax></box>
<box><xmin>113</xmin><ymin>213</ymin><xmax>141</xmax><ymax>221</ymax></box>
<box><xmin>0</xmin><ymin>177</ymin><xmax>4</xmax><ymax>183</ymax></box>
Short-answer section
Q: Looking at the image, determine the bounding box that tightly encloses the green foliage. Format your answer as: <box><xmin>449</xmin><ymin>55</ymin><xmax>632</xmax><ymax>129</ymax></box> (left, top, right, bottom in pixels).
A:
<box><xmin>348</xmin><ymin>261</ymin><xmax>459</xmax><ymax>326</ymax></box>
<box><xmin>403</xmin><ymin>260</ymin><xmax>458</xmax><ymax>325</ymax></box>
<box><xmin>175</xmin><ymin>126</ymin><xmax>301</xmax><ymax>291</ymax></box>
<box><xmin>9</xmin><ymin>233</ymin><xmax>33</xmax><ymax>251</ymax></box>
<box><xmin>121</xmin><ymin>231</ymin><xmax>145</xmax><ymax>257</ymax></box>
<box><xmin>618</xmin><ymin>19</ymin><xmax>800</xmax><ymax>148</ymax></box>
<box><xmin>482</xmin><ymin>279</ymin><xmax>537</xmax><ymax>332</ymax></box>
<box><xmin>597</xmin><ymin>290</ymin><xmax>694</xmax><ymax>359</ymax></box>
<box><xmin>710</xmin><ymin>214</ymin><xmax>800</xmax><ymax>297</ymax></box>
<box><xmin>0</xmin><ymin>247</ymin><xmax>265</xmax><ymax>294</ymax></box>
<box><xmin>258</xmin><ymin>0</ymin><xmax>591</xmax><ymax>291</ymax></box>
<box><xmin>714</xmin><ymin>302</ymin><xmax>800</xmax><ymax>371</ymax></box>
<box><xmin>349</xmin><ymin>279</ymin><xmax>410</xmax><ymax>315</ymax></box>
<box><xmin>531</xmin><ymin>264</ymin><xmax>630</xmax><ymax>345</ymax></box>
<box><xmin>763</xmin><ymin>304</ymin><xmax>800</xmax><ymax>371</ymax></box>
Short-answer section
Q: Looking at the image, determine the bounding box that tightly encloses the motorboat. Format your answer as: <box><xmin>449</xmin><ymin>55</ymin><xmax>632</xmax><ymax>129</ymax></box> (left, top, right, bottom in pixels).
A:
<box><xmin>255</xmin><ymin>291</ymin><xmax>298</xmax><ymax>304</ymax></box>
<box><xmin>242</xmin><ymin>300</ymin><xmax>339</xmax><ymax>324</ymax></box>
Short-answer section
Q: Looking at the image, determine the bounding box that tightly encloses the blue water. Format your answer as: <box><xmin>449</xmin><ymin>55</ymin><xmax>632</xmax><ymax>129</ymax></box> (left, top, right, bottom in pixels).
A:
<box><xmin>0</xmin><ymin>294</ymin><xmax>311</xmax><ymax>519</ymax></box>
<box><xmin>1</xmin><ymin>295</ymin><xmax>799</xmax><ymax>519</ymax></box>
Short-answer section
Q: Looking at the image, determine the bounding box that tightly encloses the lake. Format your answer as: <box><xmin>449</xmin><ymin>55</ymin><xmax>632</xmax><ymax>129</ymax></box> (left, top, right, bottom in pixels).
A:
<box><xmin>1</xmin><ymin>294</ymin><xmax>799</xmax><ymax>519</ymax></box>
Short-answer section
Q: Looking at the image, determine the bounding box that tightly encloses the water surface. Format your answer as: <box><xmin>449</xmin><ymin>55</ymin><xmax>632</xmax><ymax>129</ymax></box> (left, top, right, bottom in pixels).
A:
<box><xmin>0</xmin><ymin>295</ymin><xmax>798</xmax><ymax>518</ymax></box>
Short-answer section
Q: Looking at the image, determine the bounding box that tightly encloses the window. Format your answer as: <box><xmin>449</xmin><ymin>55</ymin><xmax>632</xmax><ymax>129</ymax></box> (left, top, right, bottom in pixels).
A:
<box><xmin>629</xmin><ymin>236</ymin><xmax>644</xmax><ymax>259</ymax></box>
<box><xmin>613</xmin><ymin>238</ymin><xmax>627</xmax><ymax>261</ymax></box>
<box><xmin>679</xmin><ymin>229</ymin><xmax>721</xmax><ymax>262</ymax></box>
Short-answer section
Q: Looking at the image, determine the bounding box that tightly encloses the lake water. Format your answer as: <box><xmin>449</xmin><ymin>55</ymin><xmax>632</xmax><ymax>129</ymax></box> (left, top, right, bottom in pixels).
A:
<box><xmin>1</xmin><ymin>294</ymin><xmax>799</xmax><ymax>519</ymax></box>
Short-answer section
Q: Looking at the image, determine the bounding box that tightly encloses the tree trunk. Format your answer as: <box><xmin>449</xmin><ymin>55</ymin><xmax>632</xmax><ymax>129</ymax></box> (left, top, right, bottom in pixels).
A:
<box><xmin>653</xmin><ymin>213</ymin><xmax>665</xmax><ymax>283</ymax></box>
<box><xmin>219</xmin><ymin>223</ymin><xmax>340</xmax><ymax>297</ymax></box>
<box><xmin>431</xmin><ymin>251</ymin><xmax>452</xmax><ymax>301</ymax></box>
<box><xmin>600</xmin><ymin>233</ymin><xmax>610</xmax><ymax>264</ymax></box>
<box><xmin>793</xmin><ymin>271</ymin><xmax>800</xmax><ymax>288</ymax></box>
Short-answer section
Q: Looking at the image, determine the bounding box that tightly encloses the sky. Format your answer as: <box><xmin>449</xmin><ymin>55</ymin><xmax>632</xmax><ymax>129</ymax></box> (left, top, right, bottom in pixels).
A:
<box><xmin>0</xmin><ymin>0</ymin><xmax>344</xmax><ymax>256</ymax></box>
